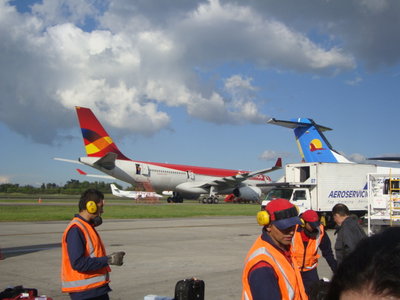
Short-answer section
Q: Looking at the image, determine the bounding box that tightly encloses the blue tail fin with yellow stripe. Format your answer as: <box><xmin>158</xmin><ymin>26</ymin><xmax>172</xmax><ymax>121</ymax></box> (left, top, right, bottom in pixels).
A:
<box><xmin>268</xmin><ymin>118</ymin><xmax>351</xmax><ymax>163</ymax></box>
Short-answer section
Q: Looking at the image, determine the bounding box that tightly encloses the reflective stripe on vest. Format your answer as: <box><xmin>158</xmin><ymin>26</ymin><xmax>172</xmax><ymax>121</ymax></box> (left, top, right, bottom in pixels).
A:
<box><xmin>243</xmin><ymin>290</ymin><xmax>250</xmax><ymax>300</ymax></box>
<box><xmin>247</xmin><ymin>247</ymin><xmax>295</xmax><ymax>299</ymax></box>
<box><xmin>62</xmin><ymin>273</ymin><xmax>110</xmax><ymax>289</ymax></box>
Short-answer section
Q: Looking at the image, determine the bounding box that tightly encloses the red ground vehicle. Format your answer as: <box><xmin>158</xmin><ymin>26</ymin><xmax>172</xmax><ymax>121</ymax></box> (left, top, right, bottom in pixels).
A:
<box><xmin>224</xmin><ymin>193</ymin><xmax>256</xmax><ymax>203</ymax></box>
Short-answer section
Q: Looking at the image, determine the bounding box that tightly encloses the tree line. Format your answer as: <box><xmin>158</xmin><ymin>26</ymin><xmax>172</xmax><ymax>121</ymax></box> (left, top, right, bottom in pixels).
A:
<box><xmin>0</xmin><ymin>180</ymin><xmax>124</xmax><ymax>195</ymax></box>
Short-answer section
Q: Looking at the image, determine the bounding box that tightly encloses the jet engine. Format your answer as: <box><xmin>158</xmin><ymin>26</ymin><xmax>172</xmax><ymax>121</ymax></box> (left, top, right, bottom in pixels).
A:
<box><xmin>233</xmin><ymin>186</ymin><xmax>262</xmax><ymax>202</ymax></box>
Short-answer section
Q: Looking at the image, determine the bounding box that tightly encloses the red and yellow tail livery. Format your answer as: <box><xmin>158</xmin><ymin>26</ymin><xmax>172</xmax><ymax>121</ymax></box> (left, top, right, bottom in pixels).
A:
<box><xmin>75</xmin><ymin>106</ymin><xmax>129</xmax><ymax>160</ymax></box>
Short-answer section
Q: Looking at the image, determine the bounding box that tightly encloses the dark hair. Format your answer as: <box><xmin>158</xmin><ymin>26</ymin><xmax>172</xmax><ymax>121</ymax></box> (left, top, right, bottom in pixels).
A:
<box><xmin>331</xmin><ymin>203</ymin><xmax>350</xmax><ymax>216</ymax></box>
<box><xmin>78</xmin><ymin>189</ymin><xmax>104</xmax><ymax>212</ymax></box>
<box><xmin>326</xmin><ymin>227</ymin><xmax>400</xmax><ymax>299</ymax></box>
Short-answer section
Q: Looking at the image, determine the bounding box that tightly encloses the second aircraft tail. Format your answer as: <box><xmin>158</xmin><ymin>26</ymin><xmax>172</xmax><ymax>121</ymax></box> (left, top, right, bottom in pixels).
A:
<box><xmin>268</xmin><ymin>118</ymin><xmax>351</xmax><ymax>163</ymax></box>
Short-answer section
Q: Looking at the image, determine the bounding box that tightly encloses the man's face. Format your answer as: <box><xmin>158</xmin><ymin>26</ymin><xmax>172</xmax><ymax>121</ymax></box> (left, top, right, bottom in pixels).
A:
<box><xmin>97</xmin><ymin>199</ymin><xmax>104</xmax><ymax>215</ymax></box>
<box><xmin>305</xmin><ymin>223</ymin><xmax>314</xmax><ymax>232</ymax></box>
<box><xmin>267</xmin><ymin>224</ymin><xmax>296</xmax><ymax>249</ymax></box>
<box><xmin>333</xmin><ymin>213</ymin><xmax>343</xmax><ymax>226</ymax></box>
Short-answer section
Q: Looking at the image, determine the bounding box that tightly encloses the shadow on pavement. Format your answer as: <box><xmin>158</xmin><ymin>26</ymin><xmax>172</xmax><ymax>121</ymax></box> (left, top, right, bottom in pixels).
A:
<box><xmin>1</xmin><ymin>243</ymin><xmax>61</xmax><ymax>259</ymax></box>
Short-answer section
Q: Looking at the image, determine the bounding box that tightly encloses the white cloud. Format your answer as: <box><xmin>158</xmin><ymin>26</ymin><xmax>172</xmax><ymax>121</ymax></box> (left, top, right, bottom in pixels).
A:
<box><xmin>259</xmin><ymin>150</ymin><xmax>291</xmax><ymax>161</ymax></box>
<box><xmin>348</xmin><ymin>153</ymin><xmax>367</xmax><ymax>163</ymax></box>
<box><xmin>1</xmin><ymin>0</ymin><xmax>398</xmax><ymax>145</ymax></box>
<box><xmin>346</xmin><ymin>76</ymin><xmax>363</xmax><ymax>86</ymax></box>
<box><xmin>31</xmin><ymin>0</ymin><xmax>100</xmax><ymax>27</ymax></box>
<box><xmin>174</xmin><ymin>0</ymin><xmax>354</xmax><ymax>72</ymax></box>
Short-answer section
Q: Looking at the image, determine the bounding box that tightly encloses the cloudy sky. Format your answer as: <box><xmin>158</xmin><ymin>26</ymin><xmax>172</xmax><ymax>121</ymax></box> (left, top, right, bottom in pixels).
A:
<box><xmin>1</xmin><ymin>0</ymin><xmax>400</xmax><ymax>186</ymax></box>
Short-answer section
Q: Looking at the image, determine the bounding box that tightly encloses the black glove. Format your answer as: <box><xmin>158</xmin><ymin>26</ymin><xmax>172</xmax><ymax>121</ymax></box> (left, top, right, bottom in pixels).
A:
<box><xmin>107</xmin><ymin>251</ymin><xmax>126</xmax><ymax>266</ymax></box>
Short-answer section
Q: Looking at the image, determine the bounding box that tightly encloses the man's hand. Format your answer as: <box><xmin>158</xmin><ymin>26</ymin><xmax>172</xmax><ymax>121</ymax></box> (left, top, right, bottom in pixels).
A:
<box><xmin>107</xmin><ymin>251</ymin><xmax>126</xmax><ymax>266</ymax></box>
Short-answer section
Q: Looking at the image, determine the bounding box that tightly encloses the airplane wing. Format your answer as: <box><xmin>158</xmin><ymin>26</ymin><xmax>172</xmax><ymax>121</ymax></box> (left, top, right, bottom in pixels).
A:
<box><xmin>199</xmin><ymin>158</ymin><xmax>282</xmax><ymax>189</ymax></box>
<box><xmin>54</xmin><ymin>157</ymin><xmax>83</xmax><ymax>164</ymax></box>
<box><xmin>257</xmin><ymin>181</ymin><xmax>316</xmax><ymax>187</ymax></box>
<box><xmin>76</xmin><ymin>169</ymin><xmax>115</xmax><ymax>179</ymax></box>
<box><xmin>368</xmin><ymin>157</ymin><xmax>400</xmax><ymax>162</ymax></box>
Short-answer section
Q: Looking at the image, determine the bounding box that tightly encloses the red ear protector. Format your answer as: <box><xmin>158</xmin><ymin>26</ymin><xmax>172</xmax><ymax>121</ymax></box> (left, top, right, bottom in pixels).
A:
<box><xmin>86</xmin><ymin>200</ymin><xmax>98</xmax><ymax>214</ymax></box>
<box><xmin>257</xmin><ymin>206</ymin><xmax>299</xmax><ymax>226</ymax></box>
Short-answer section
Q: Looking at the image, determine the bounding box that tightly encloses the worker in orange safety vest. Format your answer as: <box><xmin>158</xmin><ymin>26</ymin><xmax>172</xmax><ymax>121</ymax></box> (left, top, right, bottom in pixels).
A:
<box><xmin>61</xmin><ymin>189</ymin><xmax>126</xmax><ymax>300</ymax></box>
<box><xmin>242</xmin><ymin>198</ymin><xmax>308</xmax><ymax>300</ymax></box>
<box><xmin>292</xmin><ymin>210</ymin><xmax>337</xmax><ymax>296</ymax></box>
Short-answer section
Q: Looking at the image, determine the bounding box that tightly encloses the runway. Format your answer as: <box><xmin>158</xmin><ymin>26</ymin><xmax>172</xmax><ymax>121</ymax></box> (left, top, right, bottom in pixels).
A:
<box><xmin>0</xmin><ymin>217</ymin><xmax>334</xmax><ymax>299</ymax></box>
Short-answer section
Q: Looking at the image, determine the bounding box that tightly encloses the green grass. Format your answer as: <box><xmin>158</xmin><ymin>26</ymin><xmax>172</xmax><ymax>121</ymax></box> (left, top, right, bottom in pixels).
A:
<box><xmin>0</xmin><ymin>203</ymin><xmax>260</xmax><ymax>222</ymax></box>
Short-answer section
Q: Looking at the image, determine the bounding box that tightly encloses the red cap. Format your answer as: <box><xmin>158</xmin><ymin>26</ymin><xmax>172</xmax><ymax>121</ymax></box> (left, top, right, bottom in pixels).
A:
<box><xmin>265</xmin><ymin>198</ymin><xmax>301</xmax><ymax>230</ymax></box>
<box><xmin>301</xmin><ymin>210</ymin><xmax>320</xmax><ymax>228</ymax></box>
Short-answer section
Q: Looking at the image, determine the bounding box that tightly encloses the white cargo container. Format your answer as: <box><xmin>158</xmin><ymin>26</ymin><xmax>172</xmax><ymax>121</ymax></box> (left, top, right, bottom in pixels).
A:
<box><xmin>264</xmin><ymin>162</ymin><xmax>389</xmax><ymax>225</ymax></box>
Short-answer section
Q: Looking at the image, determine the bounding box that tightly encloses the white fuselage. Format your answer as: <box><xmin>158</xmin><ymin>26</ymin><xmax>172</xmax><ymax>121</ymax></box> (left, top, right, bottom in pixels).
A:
<box><xmin>80</xmin><ymin>157</ymin><xmax>270</xmax><ymax>199</ymax></box>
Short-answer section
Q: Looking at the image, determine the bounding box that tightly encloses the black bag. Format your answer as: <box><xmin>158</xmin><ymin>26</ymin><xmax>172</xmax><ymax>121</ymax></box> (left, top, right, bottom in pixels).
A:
<box><xmin>174</xmin><ymin>278</ymin><xmax>205</xmax><ymax>300</ymax></box>
<box><xmin>309</xmin><ymin>279</ymin><xmax>330</xmax><ymax>300</ymax></box>
<box><xmin>0</xmin><ymin>286</ymin><xmax>38</xmax><ymax>299</ymax></box>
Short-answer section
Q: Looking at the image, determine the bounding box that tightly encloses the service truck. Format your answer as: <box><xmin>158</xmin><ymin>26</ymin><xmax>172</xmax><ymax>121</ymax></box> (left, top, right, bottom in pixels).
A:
<box><xmin>264</xmin><ymin>162</ymin><xmax>388</xmax><ymax>226</ymax></box>
<box><xmin>367</xmin><ymin>173</ymin><xmax>400</xmax><ymax>234</ymax></box>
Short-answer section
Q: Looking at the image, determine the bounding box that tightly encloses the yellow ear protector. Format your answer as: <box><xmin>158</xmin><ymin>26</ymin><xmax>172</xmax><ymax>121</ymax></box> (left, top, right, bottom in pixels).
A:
<box><xmin>257</xmin><ymin>205</ymin><xmax>299</xmax><ymax>226</ymax></box>
<box><xmin>298</xmin><ymin>211</ymin><xmax>305</xmax><ymax>227</ymax></box>
<box><xmin>257</xmin><ymin>210</ymin><xmax>270</xmax><ymax>226</ymax></box>
<box><xmin>86</xmin><ymin>200</ymin><xmax>98</xmax><ymax>214</ymax></box>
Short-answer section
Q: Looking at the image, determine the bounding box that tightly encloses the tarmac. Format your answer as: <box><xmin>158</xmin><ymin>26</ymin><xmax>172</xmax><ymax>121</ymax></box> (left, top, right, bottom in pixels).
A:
<box><xmin>0</xmin><ymin>216</ymin><xmax>334</xmax><ymax>299</ymax></box>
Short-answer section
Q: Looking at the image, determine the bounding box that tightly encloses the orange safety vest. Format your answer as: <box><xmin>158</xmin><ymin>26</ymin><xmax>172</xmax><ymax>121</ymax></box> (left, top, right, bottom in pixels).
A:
<box><xmin>61</xmin><ymin>217</ymin><xmax>111</xmax><ymax>293</ymax></box>
<box><xmin>291</xmin><ymin>224</ymin><xmax>324</xmax><ymax>272</ymax></box>
<box><xmin>242</xmin><ymin>236</ymin><xmax>307</xmax><ymax>300</ymax></box>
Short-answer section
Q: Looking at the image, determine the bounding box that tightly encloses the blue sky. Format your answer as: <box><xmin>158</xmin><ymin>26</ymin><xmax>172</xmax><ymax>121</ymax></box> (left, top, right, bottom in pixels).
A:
<box><xmin>1</xmin><ymin>0</ymin><xmax>400</xmax><ymax>186</ymax></box>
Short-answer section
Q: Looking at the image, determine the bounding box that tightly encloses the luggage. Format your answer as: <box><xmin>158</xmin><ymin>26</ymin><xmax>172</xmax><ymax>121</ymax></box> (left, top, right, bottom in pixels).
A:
<box><xmin>0</xmin><ymin>286</ymin><xmax>52</xmax><ymax>300</ymax></box>
<box><xmin>309</xmin><ymin>279</ymin><xmax>330</xmax><ymax>300</ymax></box>
<box><xmin>174</xmin><ymin>278</ymin><xmax>205</xmax><ymax>300</ymax></box>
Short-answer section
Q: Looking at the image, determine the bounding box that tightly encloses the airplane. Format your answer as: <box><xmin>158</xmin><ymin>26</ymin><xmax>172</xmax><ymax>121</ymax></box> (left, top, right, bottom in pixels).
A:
<box><xmin>110</xmin><ymin>184</ymin><xmax>162</xmax><ymax>199</ymax></box>
<box><xmin>55</xmin><ymin>106</ymin><xmax>282</xmax><ymax>203</ymax></box>
<box><xmin>75</xmin><ymin>168</ymin><xmax>164</xmax><ymax>199</ymax></box>
<box><xmin>368</xmin><ymin>156</ymin><xmax>400</xmax><ymax>162</ymax></box>
<box><xmin>267</xmin><ymin>118</ymin><xmax>352</xmax><ymax>163</ymax></box>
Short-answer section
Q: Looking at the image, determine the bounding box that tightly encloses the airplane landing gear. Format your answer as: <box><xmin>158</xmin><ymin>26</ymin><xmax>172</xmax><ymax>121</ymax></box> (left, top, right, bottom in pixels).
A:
<box><xmin>201</xmin><ymin>195</ymin><xmax>219</xmax><ymax>204</ymax></box>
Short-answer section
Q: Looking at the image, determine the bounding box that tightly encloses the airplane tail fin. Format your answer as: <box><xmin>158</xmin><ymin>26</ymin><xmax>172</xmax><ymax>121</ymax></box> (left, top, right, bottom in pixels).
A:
<box><xmin>110</xmin><ymin>184</ymin><xmax>120</xmax><ymax>196</ymax></box>
<box><xmin>75</xmin><ymin>106</ymin><xmax>130</xmax><ymax>160</ymax></box>
<box><xmin>267</xmin><ymin>118</ymin><xmax>351</xmax><ymax>163</ymax></box>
